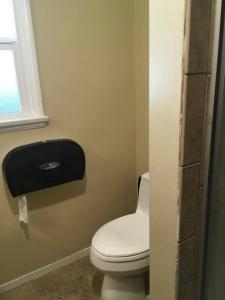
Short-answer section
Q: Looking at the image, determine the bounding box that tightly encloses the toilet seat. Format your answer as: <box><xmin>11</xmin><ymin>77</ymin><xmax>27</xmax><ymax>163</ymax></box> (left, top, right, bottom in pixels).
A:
<box><xmin>90</xmin><ymin>247</ymin><xmax>149</xmax><ymax>275</ymax></box>
<box><xmin>92</xmin><ymin>246</ymin><xmax>149</xmax><ymax>262</ymax></box>
<box><xmin>91</xmin><ymin>213</ymin><xmax>149</xmax><ymax>263</ymax></box>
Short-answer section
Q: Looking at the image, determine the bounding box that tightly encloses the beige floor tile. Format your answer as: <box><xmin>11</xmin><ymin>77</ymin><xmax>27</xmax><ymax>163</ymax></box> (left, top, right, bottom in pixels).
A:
<box><xmin>31</xmin><ymin>263</ymin><xmax>81</xmax><ymax>295</ymax></box>
<box><xmin>0</xmin><ymin>283</ymin><xmax>40</xmax><ymax>300</ymax></box>
<box><xmin>40</xmin><ymin>277</ymin><xmax>97</xmax><ymax>300</ymax></box>
<box><xmin>74</xmin><ymin>256</ymin><xmax>95</xmax><ymax>275</ymax></box>
<box><xmin>82</xmin><ymin>270</ymin><xmax>103</xmax><ymax>298</ymax></box>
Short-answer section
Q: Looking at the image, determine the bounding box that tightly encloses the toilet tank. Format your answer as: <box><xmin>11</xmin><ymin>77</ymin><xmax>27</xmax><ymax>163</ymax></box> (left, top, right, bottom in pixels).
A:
<box><xmin>136</xmin><ymin>172</ymin><xmax>149</xmax><ymax>215</ymax></box>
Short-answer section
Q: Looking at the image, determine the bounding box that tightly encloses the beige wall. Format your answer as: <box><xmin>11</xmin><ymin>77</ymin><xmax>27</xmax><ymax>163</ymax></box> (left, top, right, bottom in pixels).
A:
<box><xmin>0</xmin><ymin>0</ymin><xmax>138</xmax><ymax>283</ymax></box>
<box><xmin>135</xmin><ymin>0</ymin><xmax>149</xmax><ymax>177</ymax></box>
<box><xmin>149</xmin><ymin>0</ymin><xmax>185</xmax><ymax>299</ymax></box>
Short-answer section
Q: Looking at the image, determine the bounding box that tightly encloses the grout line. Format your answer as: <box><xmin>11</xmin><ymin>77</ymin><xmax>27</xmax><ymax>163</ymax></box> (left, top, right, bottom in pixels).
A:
<box><xmin>184</xmin><ymin>72</ymin><xmax>211</xmax><ymax>76</ymax></box>
<box><xmin>180</xmin><ymin>162</ymin><xmax>201</xmax><ymax>168</ymax></box>
<box><xmin>178</xmin><ymin>235</ymin><xmax>196</xmax><ymax>245</ymax></box>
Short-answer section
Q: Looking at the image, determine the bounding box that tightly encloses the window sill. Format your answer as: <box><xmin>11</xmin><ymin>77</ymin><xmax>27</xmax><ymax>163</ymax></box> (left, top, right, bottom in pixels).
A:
<box><xmin>0</xmin><ymin>116</ymin><xmax>49</xmax><ymax>133</ymax></box>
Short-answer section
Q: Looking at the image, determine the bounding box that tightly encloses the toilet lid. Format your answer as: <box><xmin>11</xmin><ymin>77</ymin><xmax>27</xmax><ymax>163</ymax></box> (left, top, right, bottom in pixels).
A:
<box><xmin>92</xmin><ymin>213</ymin><xmax>149</xmax><ymax>258</ymax></box>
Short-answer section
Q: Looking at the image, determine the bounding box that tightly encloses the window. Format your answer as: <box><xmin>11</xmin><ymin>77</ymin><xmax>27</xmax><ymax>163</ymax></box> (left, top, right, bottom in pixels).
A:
<box><xmin>0</xmin><ymin>0</ymin><xmax>48</xmax><ymax>132</ymax></box>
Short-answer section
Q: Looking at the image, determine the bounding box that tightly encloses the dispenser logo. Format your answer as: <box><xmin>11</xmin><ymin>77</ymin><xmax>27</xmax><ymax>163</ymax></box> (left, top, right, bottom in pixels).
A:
<box><xmin>39</xmin><ymin>162</ymin><xmax>61</xmax><ymax>171</ymax></box>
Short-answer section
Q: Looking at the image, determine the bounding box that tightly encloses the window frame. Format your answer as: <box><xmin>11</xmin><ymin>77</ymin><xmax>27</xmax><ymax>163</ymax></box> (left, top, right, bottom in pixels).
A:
<box><xmin>0</xmin><ymin>0</ymin><xmax>48</xmax><ymax>133</ymax></box>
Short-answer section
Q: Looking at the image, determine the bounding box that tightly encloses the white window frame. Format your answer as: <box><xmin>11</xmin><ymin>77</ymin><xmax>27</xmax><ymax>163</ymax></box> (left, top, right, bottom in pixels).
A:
<box><xmin>0</xmin><ymin>0</ymin><xmax>48</xmax><ymax>132</ymax></box>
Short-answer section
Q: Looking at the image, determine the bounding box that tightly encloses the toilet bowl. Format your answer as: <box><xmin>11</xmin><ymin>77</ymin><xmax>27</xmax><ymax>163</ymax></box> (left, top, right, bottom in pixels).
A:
<box><xmin>90</xmin><ymin>172</ymin><xmax>149</xmax><ymax>300</ymax></box>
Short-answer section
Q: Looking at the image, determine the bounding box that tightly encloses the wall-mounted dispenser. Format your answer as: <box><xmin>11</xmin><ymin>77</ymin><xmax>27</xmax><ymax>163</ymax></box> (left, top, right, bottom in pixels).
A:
<box><xmin>2</xmin><ymin>139</ymin><xmax>85</xmax><ymax>223</ymax></box>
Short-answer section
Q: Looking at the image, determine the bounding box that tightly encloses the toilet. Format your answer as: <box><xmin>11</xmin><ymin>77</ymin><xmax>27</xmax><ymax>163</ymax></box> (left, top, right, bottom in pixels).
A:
<box><xmin>90</xmin><ymin>172</ymin><xmax>149</xmax><ymax>300</ymax></box>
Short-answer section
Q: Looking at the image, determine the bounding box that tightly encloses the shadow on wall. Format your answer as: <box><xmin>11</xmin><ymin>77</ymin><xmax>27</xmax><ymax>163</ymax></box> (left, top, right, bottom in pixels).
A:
<box><xmin>3</xmin><ymin>176</ymin><xmax>87</xmax><ymax>239</ymax></box>
<box><xmin>3</xmin><ymin>176</ymin><xmax>87</xmax><ymax>213</ymax></box>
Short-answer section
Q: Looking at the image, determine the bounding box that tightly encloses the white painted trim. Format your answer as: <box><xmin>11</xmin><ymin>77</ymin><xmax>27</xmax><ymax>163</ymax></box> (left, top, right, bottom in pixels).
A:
<box><xmin>0</xmin><ymin>247</ymin><xmax>90</xmax><ymax>294</ymax></box>
<box><xmin>0</xmin><ymin>0</ymin><xmax>48</xmax><ymax>131</ymax></box>
<box><xmin>12</xmin><ymin>0</ymin><xmax>44</xmax><ymax>116</ymax></box>
<box><xmin>0</xmin><ymin>115</ymin><xmax>48</xmax><ymax>133</ymax></box>
<box><xmin>0</xmin><ymin>38</ymin><xmax>16</xmax><ymax>44</ymax></box>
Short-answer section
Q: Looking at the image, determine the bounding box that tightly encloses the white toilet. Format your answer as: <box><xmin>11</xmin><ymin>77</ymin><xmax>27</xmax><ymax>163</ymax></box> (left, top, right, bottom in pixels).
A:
<box><xmin>90</xmin><ymin>172</ymin><xmax>149</xmax><ymax>300</ymax></box>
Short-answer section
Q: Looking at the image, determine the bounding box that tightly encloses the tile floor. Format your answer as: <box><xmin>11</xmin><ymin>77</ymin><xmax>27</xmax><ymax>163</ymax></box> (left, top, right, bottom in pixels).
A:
<box><xmin>0</xmin><ymin>256</ymin><xmax>103</xmax><ymax>300</ymax></box>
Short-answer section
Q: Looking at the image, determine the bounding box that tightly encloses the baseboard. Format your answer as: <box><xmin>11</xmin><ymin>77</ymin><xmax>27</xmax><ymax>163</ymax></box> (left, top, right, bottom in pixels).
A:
<box><xmin>0</xmin><ymin>247</ymin><xmax>90</xmax><ymax>294</ymax></box>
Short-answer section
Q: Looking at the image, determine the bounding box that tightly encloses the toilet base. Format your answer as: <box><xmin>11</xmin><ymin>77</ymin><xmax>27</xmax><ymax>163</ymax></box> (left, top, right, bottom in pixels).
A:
<box><xmin>101</xmin><ymin>274</ymin><xmax>146</xmax><ymax>300</ymax></box>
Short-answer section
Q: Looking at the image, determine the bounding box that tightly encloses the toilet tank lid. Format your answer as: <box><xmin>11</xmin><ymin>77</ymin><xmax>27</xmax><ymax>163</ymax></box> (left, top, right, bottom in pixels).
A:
<box><xmin>142</xmin><ymin>172</ymin><xmax>149</xmax><ymax>182</ymax></box>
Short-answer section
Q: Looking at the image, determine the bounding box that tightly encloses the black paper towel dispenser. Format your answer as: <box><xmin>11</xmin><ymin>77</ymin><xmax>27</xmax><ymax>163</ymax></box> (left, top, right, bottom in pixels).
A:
<box><xmin>2</xmin><ymin>139</ymin><xmax>85</xmax><ymax>197</ymax></box>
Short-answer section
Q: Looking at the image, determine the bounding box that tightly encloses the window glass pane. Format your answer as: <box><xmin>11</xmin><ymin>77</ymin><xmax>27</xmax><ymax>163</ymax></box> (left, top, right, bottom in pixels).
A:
<box><xmin>0</xmin><ymin>50</ymin><xmax>21</xmax><ymax>115</ymax></box>
<box><xmin>0</xmin><ymin>0</ymin><xmax>16</xmax><ymax>40</ymax></box>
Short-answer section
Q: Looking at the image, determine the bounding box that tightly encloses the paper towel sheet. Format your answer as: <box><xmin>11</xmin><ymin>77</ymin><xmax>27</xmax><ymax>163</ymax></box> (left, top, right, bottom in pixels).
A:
<box><xmin>18</xmin><ymin>195</ymin><xmax>28</xmax><ymax>224</ymax></box>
